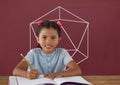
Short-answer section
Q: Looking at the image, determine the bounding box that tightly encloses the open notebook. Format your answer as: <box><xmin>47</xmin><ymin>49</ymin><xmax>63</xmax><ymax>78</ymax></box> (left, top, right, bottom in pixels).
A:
<box><xmin>9</xmin><ymin>75</ymin><xmax>92</xmax><ymax>85</ymax></box>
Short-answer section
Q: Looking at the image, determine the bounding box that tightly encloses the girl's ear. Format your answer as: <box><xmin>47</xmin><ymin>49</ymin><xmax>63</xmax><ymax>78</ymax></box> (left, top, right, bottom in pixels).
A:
<box><xmin>58</xmin><ymin>37</ymin><xmax>61</xmax><ymax>42</ymax></box>
<box><xmin>36</xmin><ymin>37</ymin><xmax>39</xmax><ymax>43</ymax></box>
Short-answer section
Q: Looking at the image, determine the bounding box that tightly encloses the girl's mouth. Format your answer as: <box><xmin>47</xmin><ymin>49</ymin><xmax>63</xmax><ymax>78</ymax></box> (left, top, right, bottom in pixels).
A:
<box><xmin>45</xmin><ymin>45</ymin><xmax>52</xmax><ymax>49</ymax></box>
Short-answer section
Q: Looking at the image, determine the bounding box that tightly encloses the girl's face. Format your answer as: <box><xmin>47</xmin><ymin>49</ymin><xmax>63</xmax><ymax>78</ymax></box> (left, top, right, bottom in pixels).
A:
<box><xmin>37</xmin><ymin>27</ymin><xmax>61</xmax><ymax>54</ymax></box>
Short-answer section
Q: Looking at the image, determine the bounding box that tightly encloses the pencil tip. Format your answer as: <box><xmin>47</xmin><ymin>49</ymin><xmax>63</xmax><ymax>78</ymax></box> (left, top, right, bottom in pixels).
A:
<box><xmin>20</xmin><ymin>53</ymin><xmax>23</xmax><ymax>56</ymax></box>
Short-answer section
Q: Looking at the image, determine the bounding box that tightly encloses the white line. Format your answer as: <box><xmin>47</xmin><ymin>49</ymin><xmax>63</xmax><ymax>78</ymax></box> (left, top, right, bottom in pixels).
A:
<box><xmin>60</xmin><ymin>19</ymin><xmax>86</xmax><ymax>23</ymax></box>
<box><xmin>29</xmin><ymin>24</ymin><xmax>39</xmax><ymax>50</ymax></box>
<box><xmin>31</xmin><ymin>6</ymin><xmax>59</xmax><ymax>23</ymax></box>
<box><xmin>77</xmin><ymin>57</ymin><xmax>88</xmax><ymax>64</ymax></box>
<box><xmin>77</xmin><ymin>50</ymin><xmax>88</xmax><ymax>58</ymax></box>
<box><xmin>87</xmin><ymin>23</ymin><xmax>89</xmax><ymax>57</ymax></box>
<box><xmin>60</xmin><ymin>6</ymin><xmax>88</xmax><ymax>23</ymax></box>
<box><xmin>30</xmin><ymin>22</ymin><xmax>37</xmax><ymax>25</ymax></box>
<box><xmin>71</xmin><ymin>51</ymin><xmax>77</xmax><ymax>57</ymax></box>
<box><xmin>58</xmin><ymin>6</ymin><xmax>61</xmax><ymax>19</ymax></box>
<box><xmin>77</xmin><ymin>23</ymin><xmax>89</xmax><ymax>49</ymax></box>
<box><xmin>50</xmin><ymin>19</ymin><xmax>60</xmax><ymax>21</ymax></box>
<box><xmin>30</xmin><ymin>25</ymin><xmax>37</xmax><ymax>39</ymax></box>
<box><xmin>62</xmin><ymin>26</ymin><xmax>77</xmax><ymax>49</ymax></box>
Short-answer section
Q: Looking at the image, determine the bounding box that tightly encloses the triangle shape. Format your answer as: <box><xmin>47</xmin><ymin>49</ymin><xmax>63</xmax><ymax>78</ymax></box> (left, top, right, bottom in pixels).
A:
<box><xmin>78</xmin><ymin>29</ymin><xmax>88</xmax><ymax>56</ymax></box>
<box><xmin>72</xmin><ymin>51</ymin><xmax>86</xmax><ymax>63</ymax></box>
<box><xmin>59</xmin><ymin>21</ymin><xmax>87</xmax><ymax>48</ymax></box>
<box><xmin>57</xmin><ymin>26</ymin><xmax>75</xmax><ymax>49</ymax></box>
<box><xmin>67</xmin><ymin>51</ymin><xmax>76</xmax><ymax>57</ymax></box>
<box><xmin>60</xmin><ymin>6</ymin><xmax>87</xmax><ymax>22</ymax></box>
<box><xmin>32</xmin><ymin>6</ymin><xmax>59</xmax><ymax>23</ymax></box>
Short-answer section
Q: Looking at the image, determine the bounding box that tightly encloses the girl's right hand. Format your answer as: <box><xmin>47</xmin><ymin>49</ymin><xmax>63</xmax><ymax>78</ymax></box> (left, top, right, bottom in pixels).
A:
<box><xmin>27</xmin><ymin>69</ymin><xmax>39</xmax><ymax>79</ymax></box>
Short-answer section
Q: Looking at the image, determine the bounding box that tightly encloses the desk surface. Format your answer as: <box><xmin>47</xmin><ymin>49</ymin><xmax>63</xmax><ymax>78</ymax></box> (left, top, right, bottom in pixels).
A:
<box><xmin>0</xmin><ymin>75</ymin><xmax>120</xmax><ymax>85</ymax></box>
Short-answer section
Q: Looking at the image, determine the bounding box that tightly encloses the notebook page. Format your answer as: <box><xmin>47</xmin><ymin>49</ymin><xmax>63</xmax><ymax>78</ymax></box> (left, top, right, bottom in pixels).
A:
<box><xmin>9</xmin><ymin>76</ymin><xmax>18</xmax><ymax>85</ymax></box>
<box><xmin>54</xmin><ymin>76</ymin><xmax>92</xmax><ymax>85</ymax></box>
<box><xmin>16</xmin><ymin>76</ymin><xmax>56</xmax><ymax>85</ymax></box>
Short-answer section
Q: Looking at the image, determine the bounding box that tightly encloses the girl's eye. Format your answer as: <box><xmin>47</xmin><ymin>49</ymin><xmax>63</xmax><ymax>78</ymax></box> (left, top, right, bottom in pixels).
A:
<box><xmin>51</xmin><ymin>36</ymin><xmax>56</xmax><ymax>39</ymax></box>
<box><xmin>42</xmin><ymin>36</ymin><xmax>47</xmax><ymax>39</ymax></box>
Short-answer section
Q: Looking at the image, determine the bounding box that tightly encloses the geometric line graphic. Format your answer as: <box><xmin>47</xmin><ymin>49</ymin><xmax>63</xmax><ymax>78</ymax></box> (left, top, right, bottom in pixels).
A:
<box><xmin>29</xmin><ymin>6</ymin><xmax>89</xmax><ymax>64</ymax></box>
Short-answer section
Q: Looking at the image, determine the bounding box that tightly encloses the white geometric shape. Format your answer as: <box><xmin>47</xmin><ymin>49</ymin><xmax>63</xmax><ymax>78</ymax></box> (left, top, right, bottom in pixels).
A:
<box><xmin>29</xmin><ymin>6</ymin><xmax>89</xmax><ymax>64</ymax></box>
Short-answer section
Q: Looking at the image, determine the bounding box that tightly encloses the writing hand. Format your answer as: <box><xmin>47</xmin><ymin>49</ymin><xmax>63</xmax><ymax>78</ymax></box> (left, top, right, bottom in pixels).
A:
<box><xmin>27</xmin><ymin>69</ymin><xmax>39</xmax><ymax>79</ymax></box>
<box><xmin>44</xmin><ymin>73</ymin><xmax>62</xmax><ymax>79</ymax></box>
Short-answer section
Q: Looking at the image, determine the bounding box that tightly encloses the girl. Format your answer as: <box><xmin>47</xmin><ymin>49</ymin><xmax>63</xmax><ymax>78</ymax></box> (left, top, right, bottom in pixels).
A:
<box><xmin>13</xmin><ymin>20</ymin><xmax>82</xmax><ymax>79</ymax></box>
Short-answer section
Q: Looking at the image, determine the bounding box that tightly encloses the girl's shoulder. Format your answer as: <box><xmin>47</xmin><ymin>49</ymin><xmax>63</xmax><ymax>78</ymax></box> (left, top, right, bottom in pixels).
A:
<box><xmin>56</xmin><ymin>48</ymin><xmax>68</xmax><ymax>54</ymax></box>
<box><xmin>28</xmin><ymin>48</ymin><xmax>40</xmax><ymax>54</ymax></box>
<box><xmin>57</xmin><ymin>48</ymin><xmax>66</xmax><ymax>51</ymax></box>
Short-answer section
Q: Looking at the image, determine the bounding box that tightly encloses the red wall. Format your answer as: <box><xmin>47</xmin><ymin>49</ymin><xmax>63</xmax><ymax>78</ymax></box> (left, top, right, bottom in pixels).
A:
<box><xmin>0</xmin><ymin>0</ymin><xmax>120</xmax><ymax>75</ymax></box>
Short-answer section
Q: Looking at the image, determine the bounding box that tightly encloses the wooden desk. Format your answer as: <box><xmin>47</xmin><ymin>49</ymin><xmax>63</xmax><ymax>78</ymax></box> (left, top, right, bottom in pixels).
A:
<box><xmin>83</xmin><ymin>75</ymin><xmax>120</xmax><ymax>85</ymax></box>
<box><xmin>0</xmin><ymin>75</ymin><xmax>120</xmax><ymax>85</ymax></box>
<box><xmin>0</xmin><ymin>76</ymin><xmax>8</xmax><ymax>85</ymax></box>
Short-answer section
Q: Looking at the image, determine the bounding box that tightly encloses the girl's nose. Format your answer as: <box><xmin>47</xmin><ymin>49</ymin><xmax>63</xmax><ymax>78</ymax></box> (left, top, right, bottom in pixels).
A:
<box><xmin>46</xmin><ymin>38</ymin><xmax>52</xmax><ymax>44</ymax></box>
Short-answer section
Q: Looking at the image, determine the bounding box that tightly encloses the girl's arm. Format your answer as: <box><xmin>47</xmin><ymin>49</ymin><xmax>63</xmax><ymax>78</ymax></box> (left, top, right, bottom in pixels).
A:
<box><xmin>44</xmin><ymin>60</ymin><xmax>82</xmax><ymax>79</ymax></box>
<box><xmin>12</xmin><ymin>60</ymin><xmax>39</xmax><ymax>79</ymax></box>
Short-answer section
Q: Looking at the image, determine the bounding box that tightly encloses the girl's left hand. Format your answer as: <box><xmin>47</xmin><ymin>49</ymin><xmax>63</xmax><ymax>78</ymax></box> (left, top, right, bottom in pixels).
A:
<box><xmin>44</xmin><ymin>73</ymin><xmax>62</xmax><ymax>79</ymax></box>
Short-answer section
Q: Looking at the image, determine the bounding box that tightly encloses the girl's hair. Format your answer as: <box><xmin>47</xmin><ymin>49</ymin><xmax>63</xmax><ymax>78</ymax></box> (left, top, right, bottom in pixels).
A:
<box><xmin>36</xmin><ymin>20</ymin><xmax>62</xmax><ymax>48</ymax></box>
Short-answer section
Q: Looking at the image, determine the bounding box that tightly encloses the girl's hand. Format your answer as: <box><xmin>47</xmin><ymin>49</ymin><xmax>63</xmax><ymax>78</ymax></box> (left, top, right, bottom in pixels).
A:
<box><xmin>44</xmin><ymin>73</ymin><xmax>62</xmax><ymax>79</ymax></box>
<box><xmin>27</xmin><ymin>69</ymin><xmax>39</xmax><ymax>79</ymax></box>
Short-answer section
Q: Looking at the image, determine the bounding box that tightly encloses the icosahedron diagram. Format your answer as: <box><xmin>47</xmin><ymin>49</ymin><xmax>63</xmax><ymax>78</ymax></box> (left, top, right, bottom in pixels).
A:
<box><xmin>29</xmin><ymin>6</ymin><xmax>89</xmax><ymax>64</ymax></box>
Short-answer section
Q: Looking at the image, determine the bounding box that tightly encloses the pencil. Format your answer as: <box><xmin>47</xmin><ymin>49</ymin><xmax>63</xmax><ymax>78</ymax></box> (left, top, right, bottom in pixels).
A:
<box><xmin>20</xmin><ymin>53</ymin><xmax>34</xmax><ymax>70</ymax></box>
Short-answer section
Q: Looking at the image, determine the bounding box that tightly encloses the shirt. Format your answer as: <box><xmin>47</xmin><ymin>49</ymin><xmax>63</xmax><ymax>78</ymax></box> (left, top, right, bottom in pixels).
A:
<box><xmin>25</xmin><ymin>48</ymin><xmax>73</xmax><ymax>75</ymax></box>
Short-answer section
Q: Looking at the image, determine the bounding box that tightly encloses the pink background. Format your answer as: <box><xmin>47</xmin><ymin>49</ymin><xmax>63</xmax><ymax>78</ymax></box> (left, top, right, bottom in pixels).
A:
<box><xmin>0</xmin><ymin>0</ymin><xmax>120</xmax><ymax>75</ymax></box>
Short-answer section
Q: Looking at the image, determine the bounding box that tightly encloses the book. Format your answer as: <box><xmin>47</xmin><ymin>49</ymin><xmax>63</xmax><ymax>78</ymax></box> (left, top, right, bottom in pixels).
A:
<box><xmin>9</xmin><ymin>75</ymin><xmax>92</xmax><ymax>85</ymax></box>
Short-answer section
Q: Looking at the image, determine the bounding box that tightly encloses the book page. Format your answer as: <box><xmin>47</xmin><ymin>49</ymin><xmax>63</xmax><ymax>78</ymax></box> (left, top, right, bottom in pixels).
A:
<box><xmin>54</xmin><ymin>76</ymin><xmax>92</xmax><ymax>85</ymax></box>
<box><xmin>9</xmin><ymin>76</ymin><xmax>18</xmax><ymax>85</ymax></box>
<box><xmin>15</xmin><ymin>76</ymin><xmax>57</xmax><ymax>85</ymax></box>
<box><xmin>9</xmin><ymin>75</ymin><xmax>92</xmax><ymax>85</ymax></box>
